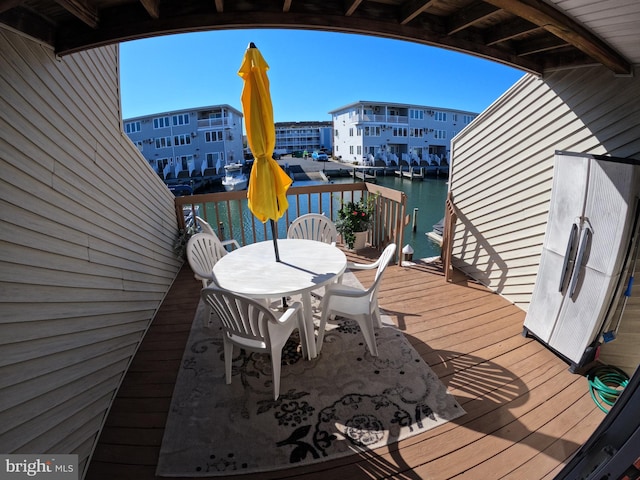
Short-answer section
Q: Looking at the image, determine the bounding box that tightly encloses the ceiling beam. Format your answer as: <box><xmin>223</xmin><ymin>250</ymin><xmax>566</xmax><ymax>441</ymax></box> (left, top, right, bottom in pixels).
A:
<box><xmin>484</xmin><ymin>17</ymin><xmax>541</xmax><ymax>45</ymax></box>
<box><xmin>214</xmin><ymin>0</ymin><xmax>223</xmax><ymax>13</ymax></box>
<box><xmin>448</xmin><ymin>1</ymin><xmax>500</xmax><ymax>35</ymax></box>
<box><xmin>399</xmin><ymin>0</ymin><xmax>435</xmax><ymax>26</ymax></box>
<box><xmin>55</xmin><ymin>0</ymin><xmax>99</xmax><ymax>29</ymax></box>
<box><xmin>516</xmin><ymin>36</ymin><xmax>568</xmax><ymax>56</ymax></box>
<box><xmin>139</xmin><ymin>0</ymin><xmax>159</xmax><ymax>19</ymax></box>
<box><xmin>344</xmin><ymin>0</ymin><xmax>363</xmax><ymax>17</ymax></box>
<box><xmin>484</xmin><ymin>0</ymin><xmax>632</xmax><ymax>74</ymax></box>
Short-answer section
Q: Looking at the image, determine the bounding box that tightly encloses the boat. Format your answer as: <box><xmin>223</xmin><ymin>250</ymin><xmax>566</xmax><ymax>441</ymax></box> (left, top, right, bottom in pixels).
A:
<box><xmin>221</xmin><ymin>163</ymin><xmax>248</xmax><ymax>192</ymax></box>
<box><xmin>168</xmin><ymin>184</ymin><xmax>193</xmax><ymax>196</ymax></box>
<box><xmin>426</xmin><ymin>217</ymin><xmax>444</xmax><ymax>246</ymax></box>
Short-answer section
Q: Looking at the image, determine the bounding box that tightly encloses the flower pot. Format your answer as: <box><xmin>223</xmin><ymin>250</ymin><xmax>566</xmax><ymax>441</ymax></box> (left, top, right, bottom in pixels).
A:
<box><xmin>353</xmin><ymin>231</ymin><xmax>367</xmax><ymax>250</ymax></box>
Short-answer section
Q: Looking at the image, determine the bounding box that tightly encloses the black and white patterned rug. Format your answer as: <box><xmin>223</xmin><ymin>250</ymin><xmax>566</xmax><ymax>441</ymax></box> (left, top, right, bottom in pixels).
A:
<box><xmin>157</xmin><ymin>274</ymin><xmax>465</xmax><ymax>477</ymax></box>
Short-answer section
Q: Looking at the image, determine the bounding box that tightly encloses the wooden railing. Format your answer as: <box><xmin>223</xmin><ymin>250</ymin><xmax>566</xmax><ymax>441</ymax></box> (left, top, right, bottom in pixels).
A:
<box><xmin>174</xmin><ymin>182</ymin><xmax>407</xmax><ymax>263</ymax></box>
<box><xmin>441</xmin><ymin>191</ymin><xmax>457</xmax><ymax>281</ymax></box>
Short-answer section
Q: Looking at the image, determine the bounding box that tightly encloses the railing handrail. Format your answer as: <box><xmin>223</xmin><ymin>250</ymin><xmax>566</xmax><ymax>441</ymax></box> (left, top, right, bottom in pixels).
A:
<box><xmin>174</xmin><ymin>182</ymin><xmax>406</xmax><ymax>263</ymax></box>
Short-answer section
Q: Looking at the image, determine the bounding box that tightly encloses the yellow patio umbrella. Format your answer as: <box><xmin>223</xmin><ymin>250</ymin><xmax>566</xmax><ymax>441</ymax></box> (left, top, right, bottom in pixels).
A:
<box><xmin>238</xmin><ymin>42</ymin><xmax>292</xmax><ymax>261</ymax></box>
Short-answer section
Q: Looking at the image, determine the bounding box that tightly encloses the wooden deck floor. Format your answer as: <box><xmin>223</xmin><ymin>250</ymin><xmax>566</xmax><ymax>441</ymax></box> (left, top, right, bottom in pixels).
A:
<box><xmin>86</xmin><ymin>250</ymin><xmax>605</xmax><ymax>480</ymax></box>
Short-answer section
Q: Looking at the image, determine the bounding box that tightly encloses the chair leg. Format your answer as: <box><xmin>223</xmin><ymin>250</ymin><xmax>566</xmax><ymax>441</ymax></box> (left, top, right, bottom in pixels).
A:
<box><xmin>271</xmin><ymin>349</ymin><xmax>282</xmax><ymax>400</ymax></box>
<box><xmin>357</xmin><ymin>315</ymin><xmax>379</xmax><ymax>357</ymax></box>
<box><xmin>296</xmin><ymin>312</ymin><xmax>309</xmax><ymax>360</ymax></box>
<box><xmin>223</xmin><ymin>337</ymin><xmax>233</xmax><ymax>384</ymax></box>
<box><xmin>373</xmin><ymin>305</ymin><xmax>383</xmax><ymax>328</ymax></box>
<box><xmin>316</xmin><ymin>309</ymin><xmax>330</xmax><ymax>355</ymax></box>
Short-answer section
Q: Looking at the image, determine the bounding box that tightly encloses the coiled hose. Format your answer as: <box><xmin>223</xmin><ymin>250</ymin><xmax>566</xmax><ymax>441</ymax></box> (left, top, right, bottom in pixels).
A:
<box><xmin>587</xmin><ymin>365</ymin><xmax>630</xmax><ymax>413</ymax></box>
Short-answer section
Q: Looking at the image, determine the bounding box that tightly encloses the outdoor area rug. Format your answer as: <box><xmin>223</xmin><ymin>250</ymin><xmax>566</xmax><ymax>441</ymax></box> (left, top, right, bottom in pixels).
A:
<box><xmin>156</xmin><ymin>273</ymin><xmax>465</xmax><ymax>477</ymax></box>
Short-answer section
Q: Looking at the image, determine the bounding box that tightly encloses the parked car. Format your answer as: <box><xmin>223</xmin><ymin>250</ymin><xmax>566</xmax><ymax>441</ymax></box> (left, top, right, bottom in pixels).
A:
<box><xmin>314</xmin><ymin>151</ymin><xmax>328</xmax><ymax>161</ymax></box>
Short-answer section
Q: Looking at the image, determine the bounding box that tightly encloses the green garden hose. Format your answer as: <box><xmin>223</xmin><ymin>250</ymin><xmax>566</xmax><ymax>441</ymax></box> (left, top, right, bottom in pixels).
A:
<box><xmin>587</xmin><ymin>365</ymin><xmax>630</xmax><ymax>413</ymax></box>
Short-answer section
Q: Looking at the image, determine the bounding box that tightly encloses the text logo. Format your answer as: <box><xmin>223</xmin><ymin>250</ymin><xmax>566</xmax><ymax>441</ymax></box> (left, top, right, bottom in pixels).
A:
<box><xmin>1</xmin><ymin>455</ymin><xmax>78</xmax><ymax>480</ymax></box>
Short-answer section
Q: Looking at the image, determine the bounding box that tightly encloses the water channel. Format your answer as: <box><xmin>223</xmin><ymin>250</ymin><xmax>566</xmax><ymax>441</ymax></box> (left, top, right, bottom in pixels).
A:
<box><xmin>203</xmin><ymin>174</ymin><xmax>448</xmax><ymax>261</ymax></box>
<box><xmin>314</xmin><ymin>175</ymin><xmax>448</xmax><ymax>260</ymax></box>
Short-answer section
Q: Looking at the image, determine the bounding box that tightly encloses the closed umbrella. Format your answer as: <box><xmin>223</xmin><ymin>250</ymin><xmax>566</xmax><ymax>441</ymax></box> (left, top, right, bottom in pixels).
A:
<box><xmin>238</xmin><ymin>42</ymin><xmax>292</xmax><ymax>261</ymax></box>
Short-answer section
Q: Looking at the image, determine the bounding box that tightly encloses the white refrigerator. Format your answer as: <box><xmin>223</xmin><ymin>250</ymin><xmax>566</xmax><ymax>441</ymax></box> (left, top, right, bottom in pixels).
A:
<box><xmin>524</xmin><ymin>151</ymin><xmax>639</xmax><ymax>371</ymax></box>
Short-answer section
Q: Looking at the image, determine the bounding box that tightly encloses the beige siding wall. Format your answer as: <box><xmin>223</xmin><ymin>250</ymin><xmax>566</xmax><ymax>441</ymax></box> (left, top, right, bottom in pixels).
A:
<box><xmin>0</xmin><ymin>29</ymin><xmax>181</xmax><ymax>476</ymax></box>
<box><xmin>448</xmin><ymin>66</ymin><xmax>640</xmax><ymax>375</ymax></box>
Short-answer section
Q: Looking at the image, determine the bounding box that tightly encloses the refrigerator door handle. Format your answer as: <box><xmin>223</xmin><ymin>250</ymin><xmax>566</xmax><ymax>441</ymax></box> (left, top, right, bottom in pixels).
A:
<box><xmin>559</xmin><ymin>223</ymin><xmax>580</xmax><ymax>293</ymax></box>
<box><xmin>569</xmin><ymin>225</ymin><xmax>592</xmax><ymax>300</ymax></box>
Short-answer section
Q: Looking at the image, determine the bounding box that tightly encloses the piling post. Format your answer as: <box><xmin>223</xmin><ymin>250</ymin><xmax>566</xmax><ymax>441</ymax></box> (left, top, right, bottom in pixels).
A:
<box><xmin>412</xmin><ymin>208</ymin><xmax>418</xmax><ymax>232</ymax></box>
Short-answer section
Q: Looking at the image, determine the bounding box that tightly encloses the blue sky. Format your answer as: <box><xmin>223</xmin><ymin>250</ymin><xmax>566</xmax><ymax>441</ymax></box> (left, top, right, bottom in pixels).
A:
<box><xmin>120</xmin><ymin>29</ymin><xmax>524</xmax><ymax>122</ymax></box>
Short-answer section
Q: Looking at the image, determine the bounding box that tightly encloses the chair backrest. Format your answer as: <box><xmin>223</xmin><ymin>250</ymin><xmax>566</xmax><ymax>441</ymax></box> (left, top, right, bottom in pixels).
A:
<box><xmin>196</xmin><ymin>216</ymin><xmax>216</xmax><ymax>236</ymax></box>
<box><xmin>368</xmin><ymin>243</ymin><xmax>397</xmax><ymax>298</ymax></box>
<box><xmin>287</xmin><ymin>213</ymin><xmax>337</xmax><ymax>245</ymax></box>
<box><xmin>186</xmin><ymin>233</ymin><xmax>228</xmax><ymax>286</ymax></box>
<box><xmin>200</xmin><ymin>285</ymin><xmax>275</xmax><ymax>352</ymax></box>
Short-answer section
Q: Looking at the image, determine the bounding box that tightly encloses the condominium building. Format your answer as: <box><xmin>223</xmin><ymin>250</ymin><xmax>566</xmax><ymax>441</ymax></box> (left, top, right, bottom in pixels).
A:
<box><xmin>123</xmin><ymin>105</ymin><xmax>244</xmax><ymax>180</ymax></box>
<box><xmin>329</xmin><ymin>101</ymin><xmax>478</xmax><ymax>165</ymax></box>
<box><xmin>274</xmin><ymin>121</ymin><xmax>333</xmax><ymax>155</ymax></box>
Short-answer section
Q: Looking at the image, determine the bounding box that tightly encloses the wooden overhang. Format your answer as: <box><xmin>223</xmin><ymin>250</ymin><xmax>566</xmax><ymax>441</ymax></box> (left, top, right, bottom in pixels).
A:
<box><xmin>0</xmin><ymin>0</ymin><xmax>632</xmax><ymax>76</ymax></box>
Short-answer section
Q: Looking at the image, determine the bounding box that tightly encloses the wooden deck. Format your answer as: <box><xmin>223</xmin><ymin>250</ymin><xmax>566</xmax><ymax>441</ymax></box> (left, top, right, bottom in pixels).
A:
<box><xmin>86</xmin><ymin>249</ymin><xmax>605</xmax><ymax>480</ymax></box>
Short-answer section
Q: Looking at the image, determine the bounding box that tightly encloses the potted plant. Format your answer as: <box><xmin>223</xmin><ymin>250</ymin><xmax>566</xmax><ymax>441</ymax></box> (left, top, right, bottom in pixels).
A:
<box><xmin>335</xmin><ymin>195</ymin><xmax>376</xmax><ymax>250</ymax></box>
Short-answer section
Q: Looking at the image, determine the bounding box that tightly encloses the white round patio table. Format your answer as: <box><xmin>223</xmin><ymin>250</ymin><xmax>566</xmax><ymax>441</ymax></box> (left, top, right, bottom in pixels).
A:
<box><xmin>212</xmin><ymin>238</ymin><xmax>347</xmax><ymax>359</ymax></box>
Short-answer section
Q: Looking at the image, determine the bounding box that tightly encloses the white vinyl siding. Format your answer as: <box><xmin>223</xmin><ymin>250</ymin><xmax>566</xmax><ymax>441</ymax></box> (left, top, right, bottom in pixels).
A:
<box><xmin>0</xmin><ymin>29</ymin><xmax>180</xmax><ymax>476</ymax></box>
<box><xmin>449</xmin><ymin>66</ymin><xmax>640</xmax><ymax>375</ymax></box>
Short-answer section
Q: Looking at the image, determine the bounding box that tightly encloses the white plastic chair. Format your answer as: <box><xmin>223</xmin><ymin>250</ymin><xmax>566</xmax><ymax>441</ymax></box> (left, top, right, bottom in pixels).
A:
<box><xmin>196</xmin><ymin>216</ymin><xmax>240</xmax><ymax>252</ymax></box>
<box><xmin>186</xmin><ymin>233</ymin><xmax>228</xmax><ymax>288</ymax></box>
<box><xmin>287</xmin><ymin>213</ymin><xmax>337</xmax><ymax>246</ymax></box>
<box><xmin>316</xmin><ymin>243</ymin><xmax>397</xmax><ymax>357</ymax></box>
<box><xmin>200</xmin><ymin>285</ymin><xmax>306</xmax><ymax>400</ymax></box>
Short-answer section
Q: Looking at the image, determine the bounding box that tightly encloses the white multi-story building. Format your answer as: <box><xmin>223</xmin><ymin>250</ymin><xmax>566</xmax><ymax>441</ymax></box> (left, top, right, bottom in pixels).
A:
<box><xmin>329</xmin><ymin>101</ymin><xmax>478</xmax><ymax>166</ymax></box>
<box><xmin>274</xmin><ymin>121</ymin><xmax>333</xmax><ymax>155</ymax></box>
<box><xmin>123</xmin><ymin>104</ymin><xmax>244</xmax><ymax>180</ymax></box>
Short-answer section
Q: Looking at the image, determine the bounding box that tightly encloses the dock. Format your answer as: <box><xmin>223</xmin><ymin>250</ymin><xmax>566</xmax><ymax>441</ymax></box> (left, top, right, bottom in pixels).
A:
<box><xmin>395</xmin><ymin>166</ymin><xmax>425</xmax><ymax>180</ymax></box>
<box><xmin>353</xmin><ymin>170</ymin><xmax>377</xmax><ymax>181</ymax></box>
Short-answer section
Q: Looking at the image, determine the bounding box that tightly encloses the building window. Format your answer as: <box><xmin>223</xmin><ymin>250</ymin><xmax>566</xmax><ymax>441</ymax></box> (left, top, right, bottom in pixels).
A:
<box><xmin>349</xmin><ymin>128</ymin><xmax>354</xmax><ymax>137</ymax></box>
<box><xmin>125</xmin><ymin>121</ymin><xmax>141</xmax><ymax>133</ymax></box>
<box><xmin>153</xmin><ymin>116</ymin><xmax>170</xmax><ymax>129</ymax></box>
<box><xmin>409</xmin><ymin>109</ymin><xmax>424</xmax><ymax>120</ymax></box>
<box><xmin>174</xmin><ymin>134</ymin><xmax>192</xmax><ymax>146</ymax></box>
<box><xmin>463</xmin><ymin>115</ymin><xmax>475</xmax><ymax>124</ymax></box>
<box><xmin>173</xmin><ymin>113</ymin><xmax>190</xmax><ymax>126</ymax></box>
<box><xmin>434</xmin><ymin>129</ymin><xmax>447</xmax><ymax>139</ymax></box>
<box><xmin>134</xmin><ymin>140</ymin><xmax>143</xmax><ymax>152</ymax></box>
<box><xmin>410</xmin><ymin>128</ymin><xmax>423</xmax><ymax>137</ymax></box>
<box><xmin>393</xmin><ymin>127</ymin><xmax>408</xmax><ymax>137</ymax></box>
<box><xmin>349</xmin><ymin>146</ymin><xmax>354</xmax><ymax>154</ymax></box>
<box><xmin>357</xmin><ymin>146</ymin><xmax>361</xmax><ymax>155</ymax></box>
<box><xmin>205</xmin><ymin>130</ymin><xmax>223</xmax><ymax>142</ymax></box>
<box><xmin>155</xmin><ymin>136</ymin><xmax>172</xmax><ymax>148</ymax></box>
<box><xmin>434</xmin><ymin>111</ymin><xmax>447</xmax><ymax>122</ymax></box>
<box><xmin>364</xmin><ymin>126</ymin><xmax>380</xmax><ymax>137</ymax></box>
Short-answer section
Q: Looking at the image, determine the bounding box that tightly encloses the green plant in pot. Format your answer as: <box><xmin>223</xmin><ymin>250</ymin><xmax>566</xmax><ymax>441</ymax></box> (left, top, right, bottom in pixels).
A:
<box><xmin>335</xmin><ymin>195</ymin><xmax>376</xmax><ymax>250</ymax></box>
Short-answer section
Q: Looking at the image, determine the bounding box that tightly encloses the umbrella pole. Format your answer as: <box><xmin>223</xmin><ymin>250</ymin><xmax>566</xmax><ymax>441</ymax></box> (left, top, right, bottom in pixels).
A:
<box><xmin>268</xmin><ymin>219</ymin><xmax>287</xmax><ymax>307</ymax></box>
<box><xmin>270</xmin><ymin>219</ymin><xmax>280</xmax><ymax>262</ymax></box>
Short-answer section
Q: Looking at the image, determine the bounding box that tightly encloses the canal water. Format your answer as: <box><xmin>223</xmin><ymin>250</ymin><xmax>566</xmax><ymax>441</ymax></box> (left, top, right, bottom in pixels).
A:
<box><xmin>205</xmin><ymin>174</ymin><xmax>449</xmax><ymax>261</ymax></box>
<box><xmin>299</xmin><ymin>175</ymin><xmax>449</xmax><ymax>260</ymax></box>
